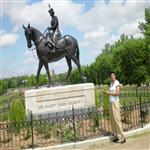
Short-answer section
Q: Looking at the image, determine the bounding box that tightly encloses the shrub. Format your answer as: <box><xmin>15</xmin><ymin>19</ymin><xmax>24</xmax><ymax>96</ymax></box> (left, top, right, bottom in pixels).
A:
<box><xmin>9</xmin><ymin>98</ymin><xmax>26</xmax><ymax>122</ymax></box>
<box><xmin>95</xmin><ymin>88</ymin><xmax>101</xmax><ymax>108</ymax></box>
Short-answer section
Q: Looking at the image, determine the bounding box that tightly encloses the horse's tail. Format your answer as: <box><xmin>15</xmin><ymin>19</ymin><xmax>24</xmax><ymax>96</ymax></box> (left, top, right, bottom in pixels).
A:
<box><xmin>76</xmin><ymin>40</ymin><xmax>80</xmax><ymax>62</ymax></box>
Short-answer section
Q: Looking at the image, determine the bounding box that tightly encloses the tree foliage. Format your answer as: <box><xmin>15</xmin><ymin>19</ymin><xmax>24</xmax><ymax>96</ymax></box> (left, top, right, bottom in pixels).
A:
<box><xmin>139</xmin><ymin>7</ymin><xmax>150</xmax><ymax>44</ymax></box>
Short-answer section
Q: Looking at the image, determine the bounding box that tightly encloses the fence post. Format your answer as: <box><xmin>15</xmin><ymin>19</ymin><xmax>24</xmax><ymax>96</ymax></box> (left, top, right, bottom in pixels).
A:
<box><xmin>72</xmin><ymin>105</ymin><xmax>76</xmax><ymax>142</ymax></box>
<box><xmin>139</xmin><ymin>96</ymin><xmax>143</xmax><ymax>128</ymax></box>
<box><xmin>30</xmin><ymin>111</ymin><xmax>34</xmax><ymax>148</ymax></box>
<box><xmin>136</xmin><ymin>88</ymin><xmax>138</xmax><ymax>104</ymax></box>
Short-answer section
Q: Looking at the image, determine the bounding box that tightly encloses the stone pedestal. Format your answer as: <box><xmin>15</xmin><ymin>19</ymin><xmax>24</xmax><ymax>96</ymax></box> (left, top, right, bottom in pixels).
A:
<box><xmin>25</xmin><ymin>83</ymin><xmax>95</xmax><ymax>114</ymax></box>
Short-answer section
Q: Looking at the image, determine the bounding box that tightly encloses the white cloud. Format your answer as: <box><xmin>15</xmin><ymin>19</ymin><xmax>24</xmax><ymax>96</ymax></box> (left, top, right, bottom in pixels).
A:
<box><xmin>77</xmin><ymin>0</ymin><xmax>149</xmax><ymax>53</ymax></box>
<box><xmin>84</xmin><ymin>27</ymin><xmax>107</xmax><ymax>41</ymax></box>
<box><xmin>2</xmin><ymin>0</ymin><xmax>148</xmax><ymax>49</ymax></box>
<box><xmin>118</xmin><ymin>19</ymin><xmax>144</xmax><ymax>38</ymax></box>
<box><xmin>23</xmin><ymin>50</ymin><xmax>37</xmax><ymax>64</ymax></box>
<box><xmin>23</xmin><ymin>57</ymin><xmax>35</xmax><ymax>65</ymax></box>
<box><xmin>0</xmin><ymin>32</ymin><xmax>19</xmax><ymax>46</ymax></box>
<box><xmin>2</xmin><ymin>0</ymin><xmax>84</xmax><ymax>30</ymax></box>
<box><xmin>106</xmin><ymin>34</ymin><xmax>120</xmax><ymax>45</ymax></box>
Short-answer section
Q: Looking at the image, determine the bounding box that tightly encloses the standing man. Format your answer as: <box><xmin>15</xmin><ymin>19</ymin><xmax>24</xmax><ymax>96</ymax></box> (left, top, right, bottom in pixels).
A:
<box><xmin>46</xmin><ymin>5</ymin><xmax>61</xmax><ymax>52</ymax></box>
<box><xmin>103</xmin><ymin>72</ymin><xmax>126</xmax><ymax>143</ymax></box>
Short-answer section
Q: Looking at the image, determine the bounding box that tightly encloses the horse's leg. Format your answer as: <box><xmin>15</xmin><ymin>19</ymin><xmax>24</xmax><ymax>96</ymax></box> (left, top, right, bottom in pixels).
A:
<box><xmin>43</xmin><ymin>61</ymin><xmax>51</xmax><ymax>88</ymax></box>
<box><xmin>65</xmin><ymin>57</ymin><xmax>72</xmax><ymax>82</ymax></box>
<box><xmin>35</xmin><ymin>60</ymin><xmax>43</xmax><ymax>89</ymax></box>
<box><xmin>71</xmin><ymin>55</ymin><xmax>84</xmax><ymax>82</ymax></box>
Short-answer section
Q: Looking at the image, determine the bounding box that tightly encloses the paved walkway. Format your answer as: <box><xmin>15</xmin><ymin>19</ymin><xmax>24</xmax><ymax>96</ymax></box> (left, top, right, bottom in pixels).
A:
<box><xmin>53</xmin><ymin>132</ymin><xmax>150</xmax><ymax>150</ymax></box>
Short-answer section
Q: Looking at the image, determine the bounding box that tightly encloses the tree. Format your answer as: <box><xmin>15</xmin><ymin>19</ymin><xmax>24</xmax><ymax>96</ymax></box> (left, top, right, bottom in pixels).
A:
<box><xmin>0</xmin><ymin>80</ymin><xmax>8</xmax><ymax>95</ymax></box>
<box><xmin>94</xmin><ymin>54</ymin><xmax>113</xmax><ymax>84</ymax></box>
<box><xmin>139</xmin><ymin>7</ymin><xmax>150</xmax><ymax>84</ymax></box>
<box><xmin>139</xmin><ymin>7</ymin><xmax>150</xmax><ymax>44</ymax></box>
<box><xmin>116</xmin><ymin>39</ymin><xmax>148</xmax><ymax>86</ymax></box>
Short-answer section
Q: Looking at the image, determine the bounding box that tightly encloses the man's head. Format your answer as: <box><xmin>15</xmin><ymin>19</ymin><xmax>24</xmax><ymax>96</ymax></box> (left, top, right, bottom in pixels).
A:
<box><xmin>48</xmin><ymin>8</ymin><xmax>55</xmax><ymax>16</ymax></box>
<box><xmin>110</xmin><ymin>71</ymin><xmax>116</xmax><ymax>82</ymax></box>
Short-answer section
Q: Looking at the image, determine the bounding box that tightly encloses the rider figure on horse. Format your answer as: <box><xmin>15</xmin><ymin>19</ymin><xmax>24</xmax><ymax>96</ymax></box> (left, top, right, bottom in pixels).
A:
<box><xmin>45</xmin><ymin>5</ymin><xmax>61</xmax><ymax>53</ymax></box>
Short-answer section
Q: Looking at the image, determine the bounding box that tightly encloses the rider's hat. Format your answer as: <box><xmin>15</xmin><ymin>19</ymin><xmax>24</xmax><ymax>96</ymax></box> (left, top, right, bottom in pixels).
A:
<box><xmin>48</xmin><ymin>8</ymin><xmax>55</xmax><ymax>15</ymax></box>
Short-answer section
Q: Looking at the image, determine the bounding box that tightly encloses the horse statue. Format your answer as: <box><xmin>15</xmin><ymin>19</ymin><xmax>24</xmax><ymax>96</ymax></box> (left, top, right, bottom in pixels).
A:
<box><xmin>23</xmin><ymin>24</ymin><xmax>84</xmax><ymax>88</ymax></box>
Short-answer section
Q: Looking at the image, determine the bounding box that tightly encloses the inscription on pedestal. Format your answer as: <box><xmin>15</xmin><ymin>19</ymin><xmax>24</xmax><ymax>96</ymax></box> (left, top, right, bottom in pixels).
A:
<box><xmin>25</xmin><ymin>83</ymin><xmax>95</xmax><ymax>114</ymax></box>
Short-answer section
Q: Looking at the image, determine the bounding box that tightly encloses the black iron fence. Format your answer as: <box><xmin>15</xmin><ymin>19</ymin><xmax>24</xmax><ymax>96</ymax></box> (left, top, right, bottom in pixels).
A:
<box><xmin>0</xmin><ymin>88</ymin><xmax>150</xmax><ymax>149</ymax></box>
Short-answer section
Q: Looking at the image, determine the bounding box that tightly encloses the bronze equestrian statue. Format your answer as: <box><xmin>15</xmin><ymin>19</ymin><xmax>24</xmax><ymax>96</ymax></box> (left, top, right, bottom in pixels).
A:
<box><xmin>23</xmin><ymin>6</ymin><xmax>84</xmax><ymax>88</ymax></box>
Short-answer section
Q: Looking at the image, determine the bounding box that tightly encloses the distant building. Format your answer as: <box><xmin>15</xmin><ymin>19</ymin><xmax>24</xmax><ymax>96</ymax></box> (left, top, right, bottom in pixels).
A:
<box><xmin>49</xmin><ymin>69</ymin><xmax>55</xmax><ymax>76</ymax></box>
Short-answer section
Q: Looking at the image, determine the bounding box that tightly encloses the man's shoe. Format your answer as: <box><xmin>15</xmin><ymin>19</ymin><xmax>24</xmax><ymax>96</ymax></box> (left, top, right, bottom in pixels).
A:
<box><xmin>113</xmin><ymin>138</ymin><xmax>119</xmax><ymax>142</ymax></box>
<box><xmin>120</xmin><ymin>138</ymin><xmax>126</xmax><ymax>144</ymax></box>
<box><xmin>112</xmin><ymin>136</ymin><xmax>119</xmax><ymax>142</ymax></box>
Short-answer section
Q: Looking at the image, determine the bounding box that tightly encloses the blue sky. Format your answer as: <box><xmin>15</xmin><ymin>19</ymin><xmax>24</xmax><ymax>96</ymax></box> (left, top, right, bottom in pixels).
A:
<box><xmin>0</xmin><ymin>0</ymin><xmax>149</xmax><ymax>78</ymax></box>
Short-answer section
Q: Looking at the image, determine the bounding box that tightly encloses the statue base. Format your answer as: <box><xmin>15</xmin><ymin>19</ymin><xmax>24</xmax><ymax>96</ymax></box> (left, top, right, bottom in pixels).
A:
<box><xmin>25</xmin><ymin>83</ymin><xmax>95</xmax><ymax>115</ymax></box>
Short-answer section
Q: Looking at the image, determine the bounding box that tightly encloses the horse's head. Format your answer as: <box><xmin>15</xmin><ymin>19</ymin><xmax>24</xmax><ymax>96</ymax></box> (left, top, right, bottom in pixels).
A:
<box><xmin>23</xmin><ymin>24</ymin><xmax>32</xmax><ymax>48</ymax></box>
